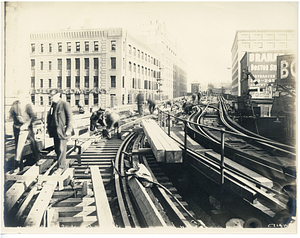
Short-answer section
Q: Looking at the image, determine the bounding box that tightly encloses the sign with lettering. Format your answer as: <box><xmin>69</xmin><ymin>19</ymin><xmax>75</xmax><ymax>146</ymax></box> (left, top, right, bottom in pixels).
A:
<box><xmin>277</xmin><ymin>54</ymin><xmax>296</xmax><ymax>86</ymax></box>
<box><xmin>247</xmin><ymin>51</ymin><xmax>290</xmax><ymax>99</ymax></box>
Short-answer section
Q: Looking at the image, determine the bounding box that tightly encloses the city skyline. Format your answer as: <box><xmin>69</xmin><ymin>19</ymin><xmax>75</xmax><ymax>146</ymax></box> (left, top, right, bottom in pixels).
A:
<box><xmin>3</xmin><ymin>1</ymin><xmax>298</xmax><ymax>96</ymax></box>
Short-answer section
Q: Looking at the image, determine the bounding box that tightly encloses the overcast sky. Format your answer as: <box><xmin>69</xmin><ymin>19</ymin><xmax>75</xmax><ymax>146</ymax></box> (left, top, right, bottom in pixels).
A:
<box><xmin>3</xmin><ymin>1</ymin><xmax>298</xmax><ymax>93</ymax></box>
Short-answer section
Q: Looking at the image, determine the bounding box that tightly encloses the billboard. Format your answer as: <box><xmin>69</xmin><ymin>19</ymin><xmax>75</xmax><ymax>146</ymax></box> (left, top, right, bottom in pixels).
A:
<box><xmin>247</xmin><ymin>52</ymin><xmax>286</xmax><ymax>99</ymax></box>
<box><xmin>277</xmin><ymin>54</ymin><xmax>296</xmax><ymax>86</ymax></box>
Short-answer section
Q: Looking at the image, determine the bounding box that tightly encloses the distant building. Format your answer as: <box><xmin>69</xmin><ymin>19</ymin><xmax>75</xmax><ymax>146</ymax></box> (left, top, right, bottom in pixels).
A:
<box><xmin>191</xmin><ymin>80</ymin><xmax>201</xmax><ymax>94</ymax></box>
<box><xmin>231</xmin><ymin>30</ymin><xmax>296</xmax><ymax>96</ymax></box>
<box><xmin>30</xmin><ymin>26</ymin><xmax>187</xmax><ymax>109</ymax></box>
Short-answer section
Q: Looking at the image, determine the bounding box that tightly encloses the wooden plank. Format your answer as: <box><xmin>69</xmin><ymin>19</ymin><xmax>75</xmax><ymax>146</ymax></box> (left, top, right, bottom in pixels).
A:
<box><xmin>127</xmin><ymin>177</ymin><xmax>168</xmax><ymax>227</ymax></box>
<box><xmin>142</xmin><ymin>120</ymin><xmax>165</xmax><ymax>162</ymax></box>
<box><xmin>23</xmin><ymin>180</ymin><xmax>57</xmax><ymax>227</ymax></box>
<box><xmin>141</xmin><ymin>156</ymin><xmax>192</xmax><ymax>228</ymax></box>
<box><xmin>5</xmin><ymin>165</ymin><xmax>40</xmax><ymax>213</ymax></box>
<box><xmin>205</xmin><ymin>151</ymin><xmax>273</xmax><ymax>188</ymax></box>
<box><xmin>90</xmin><ymin>166</ymin><xmax>114</xmax><ymax>228</ymax></box>
<box><xmin>23</xmin><ymin>167</ymin><xmax>73</xmax><ymax>227</ymax></box>
<box><xmin>148</xmin><ymin>119</ymin><xmax>182</xmax><ymax>163</ymax></box>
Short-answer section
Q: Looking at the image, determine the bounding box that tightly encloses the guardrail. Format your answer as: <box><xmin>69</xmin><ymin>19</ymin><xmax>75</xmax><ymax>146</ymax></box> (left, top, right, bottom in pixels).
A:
<box><xmin>156</xmin><ymin>108</ymin><xmax>292</xmax><ymax>185</ymax></box>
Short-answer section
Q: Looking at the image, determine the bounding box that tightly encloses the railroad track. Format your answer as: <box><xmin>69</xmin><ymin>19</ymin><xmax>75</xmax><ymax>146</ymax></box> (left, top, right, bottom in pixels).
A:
<box><xmin>4</xmin><ymin>112</ymin><xmax>205</xmax><ymax>228</ymax></box>
<box><xmin>170</xmin><ymin>99</ymin><xmax>297</xmax><ymax>227</ymax></box>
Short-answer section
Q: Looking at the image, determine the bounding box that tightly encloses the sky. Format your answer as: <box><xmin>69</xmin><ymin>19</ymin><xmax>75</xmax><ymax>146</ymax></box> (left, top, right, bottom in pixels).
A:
<box><xmin>3</xmin><ymin>1</ymin><xmax>298</xmax><ymax>94</ymax></box>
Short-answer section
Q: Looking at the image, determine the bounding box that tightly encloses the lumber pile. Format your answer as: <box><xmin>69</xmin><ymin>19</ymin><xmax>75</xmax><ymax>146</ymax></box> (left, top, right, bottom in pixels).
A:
<box><xmin>142</xmin><ymin>119</ymin><xmax>182</xmax><ymax>163</ymax></box>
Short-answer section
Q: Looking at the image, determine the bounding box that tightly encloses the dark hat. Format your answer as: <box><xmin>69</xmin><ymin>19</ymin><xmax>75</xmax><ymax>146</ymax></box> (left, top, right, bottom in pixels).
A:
<box><xmin>49</xmin><ymin>88</ymin><xmax>61</xmax><ymax>97</ymax></box>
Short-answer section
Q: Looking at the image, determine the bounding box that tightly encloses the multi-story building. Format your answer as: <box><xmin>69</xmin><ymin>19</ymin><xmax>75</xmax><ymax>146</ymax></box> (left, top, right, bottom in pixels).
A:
<box><xmin>231</xmin><ymin>30</ymin><xmax>296</xmax><ymax>96</ymax></box>
<box><xmin>30</xmin><ymin>28</ymin><xmax>164</xmax><ymax>110</ymax></box>
<box><xmin>139</xmin><ymin>15</ymin><xmax>188</xmax><ymax>99</ymax></box>
<box><xmin>191</xmin><ymin>80</ymin><xmax>201</xmax><ymax>94</ymax></box>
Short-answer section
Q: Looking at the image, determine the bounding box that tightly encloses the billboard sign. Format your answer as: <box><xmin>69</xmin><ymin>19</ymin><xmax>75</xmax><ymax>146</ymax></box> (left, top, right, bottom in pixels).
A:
<box><xmin>247</xmin><ymin>52</ymin><xmax>287</xmax><ymax>99</ymax></box>
<box><xmin>277</xmin><ymin>54</ymin><xmax>296</xmax><ymax>86</ymax></box>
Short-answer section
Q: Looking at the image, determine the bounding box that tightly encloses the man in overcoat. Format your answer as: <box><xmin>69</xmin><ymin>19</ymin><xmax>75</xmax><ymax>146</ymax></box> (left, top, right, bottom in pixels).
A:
<box><xmin>47</xmin><ymin>89</ymin><xmax>73</xmax><ymax>172</ymax></box>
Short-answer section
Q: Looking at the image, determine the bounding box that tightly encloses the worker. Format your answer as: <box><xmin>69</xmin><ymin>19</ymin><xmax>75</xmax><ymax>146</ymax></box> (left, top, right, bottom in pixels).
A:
<box><xmin>147</xmin><ymin>98</ymin><xmax>156</xmax><ymax>114</ymax></box>
<box><xmin>136</xmin><ymin>91</ymin><xmax>144</xmax><ymax>116</ymax></box>
<box><xmin>9</xmin><ymin>90</ymin><xmax>40</xmax><ymax>170</ymax></box>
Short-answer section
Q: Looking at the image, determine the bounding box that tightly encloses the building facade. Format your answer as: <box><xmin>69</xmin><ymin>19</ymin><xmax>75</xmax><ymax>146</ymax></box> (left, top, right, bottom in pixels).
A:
<box><xmin>191</xmin><ymin>80</ymin><xmax>201</xmax><ymax>94</ymax></box>
<box><xmin>231</xmin><ymin>30</ymin><xmax>296</xmax><ymax>96</ymax></box>
<box><xmin>30</xmin><ymin>28</ymin><xmax>165</xmax><ymax>110</ymax></box>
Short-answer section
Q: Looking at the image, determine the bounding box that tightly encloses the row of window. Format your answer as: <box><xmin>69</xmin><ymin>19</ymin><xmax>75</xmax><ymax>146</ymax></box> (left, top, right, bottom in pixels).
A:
<box><xmin>31</xmin><ymin>40</ymin><xmax>117</xmax><ymax>53</ymax></box>
<box><xmin>240</xmin><ymin>41</ymin><xmax>287</xmax><ymax>49</ymax></box>
<box><xmin>240</xmin><ymin>33</ymin><xmax>287</xmax><ymax>40</ymax></box>
<box><xmin>31</xmin><ymin>76</ymin><xmax>157</xmax><ymax>90</ymax></box>
<box><xmin>33</xmin><ymin>93</ymin><xmax>152</xmax><ymax>107</ymax></box>
<box><xmin>31</xmin><ymin>76</ymin><xmax>100</xmax><ymax>89</ymax></box>
<box><xmin>128</xmin><ymin>61</ymin><xmax>160</xmax><ymax>78</ymax></box>
<box><xmin>31</xmin><ymin>58</ymin><xmax>109</xmax><ymax>70</ymax></box>
<box><xmin>128</xmin><ymin>44</ymin><xmax>159</xmax><ymax>66</ymax></box>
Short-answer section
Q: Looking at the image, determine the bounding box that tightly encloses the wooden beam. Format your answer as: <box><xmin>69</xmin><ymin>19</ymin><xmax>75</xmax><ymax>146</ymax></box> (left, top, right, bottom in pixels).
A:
<box><xmin>127</xmin><ymin>177</ymin><xmax>168</xmax><ymax>227</ymax></box>
<box><xmin>23</xmin><ymin>167</ymin><xmax>73</xmax><ymax>227</ymax></box>
<box><xmin>5</xmin><ymin>165</ymin><xmax>40</xmax><ymax>213</ymax></box>
<box><xmin>142</xmin><ymin>120</ymin><xmax>165</xmax><ymax>162</ymax></box>
<box><xmin>90</xmin><ymin>166</ymin><xmax>114</xmax><ymax>228</ymax></box>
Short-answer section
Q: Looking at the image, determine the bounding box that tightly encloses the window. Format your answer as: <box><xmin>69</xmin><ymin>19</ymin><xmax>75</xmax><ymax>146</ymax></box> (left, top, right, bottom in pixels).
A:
<box><xmin>254</xmin><ymin>42</ymin><xmax>263</xmax><ymax>48</ymax></box>
<box><xmin>94</xmin><ymin>76</ymin><xmax>99</xmax><ymax>88</ymax></box>
<box><xmin>48</xmin><ymin>96</ymin><xmax>52</xmax><ymax>106</ymax></box>
<box><xmin>122</xmin><ymin>76</ymin><xmax>125</xmax><ymax>88</ymax></box>
<box><xmin>141</xmin><ymin>52</ymin><xmax>144</xmax><ymax>60</ymax></box>
<box><xmin>111</xmin><ymin>76</ymin><xmax>116</xmax><ymax>88</ymax></box>
<box><xmin>31</xmin><ymin>44</ymin><xmax>35</xmax><ymax>53</ymax></box>
<box><xmin>266</xmin><ymin>42</ymin><xmax>275</xmax><ymax>48</ymax></box>
<box><xmin>133</xmin><ymin>47</ymin><xmax>136</xmax><ymax>56</ymax></box>
<box><xmin>111</xmin><ymin>57</ymin><xmax>116</xmax><ymax>69</ymax></box>
<box><xmin>31</xmin><ymin>95</ymin><xmax>35</xmax><ymax>105</ymax></box>
<box><xmin>133</xmin><ymin>63</ymin><xmax>136</xmax><ymax>72</ymax></box>
<box><xmin>40</xmin><ymin>79</ymin><xmax>43</xmax><ymax>88</ymax></box>
<box><xmin>75</xmin><ymin>94</ymin><xmax>80</xmax><ymax>106</ymax></box>
<box><xmin>279</xmin><ymin>42</ymin><xmax>287</xmax><ymax>48</ymax></box>
<box><xmin>129</xmin><ymin>62</ymin><xmax>132</xmax><ymax>71</ymax></box>
<box><xmin>84</xmin><ymin>58</ymin><xmax>89</xmax><ymax>69</ymax></box>
<box><xmin>75</xmin><ymin>58</ymin><xmax>80</xmax><ymax>69</ymax></box>
<box><xmin>84</xmin><ymin>76</ymin><xmax>89</xmax><ymax>88</ymax></box>
<box><xmin>145</xmin><ymin>53</ymin><xmax>147</xmax><ymax>61</ymax></box>
<box><xmin>144</xmin><ymin>80</ymin><xmax>147</xmax><ymax>89</ymax></box>
<box><xmin>57</xmin><ymin>76</ymin><xmax>62</xmax><ymax>88</ymax></box>
<box><xmin>66</xmin><ymin>94</ymin><xmax>71</xmax><ymax>103</ymax></box>
<box><xmin>31</xmin><ymin>77</ymin><xmax>35</xmax><ymax>88</ymax></box>
<box><xmin>67</xmin><ymin>42</ymin><xmax>71</xmax><ymax>52</ymax></box>
<box><xmin>49</xmin><ymin>61</ymin><xmax>52</xmax><ymax>70</ymax></box>
<box><xmin>66</xmin><ymin>76</ymin><xmax>71</xmax><ymax>88</ymax></box>
<box><xmin>41</xmin><ymin>61</ymin><xmax>43</xmax><ymax>70</ymax></box>
<box><xmin>138</xmin><ymin>50</ymin><xmax>140</xmax><ymax>58</ymax></box>
<box><xmin>266</xmin><ymin>34</ymin><xmax>275</xmax><ymax>39</ymax></box>
<box><xmin>138</xmin><ymin>65</ymin><xmax>140</xmax><ymax>73</ymax></box>
<box><xmin>111</xmin><ymin>40</ymin><xmax>116</xmax><ymax>50</ymax></box>
<box><xmin>41</xmin><ymin>44</ymin><xmax>44</xmax><ymax>53</ymax></box>
<box><xmin>40</xmin><ymin>97</ymin><xmax>43</xmax><ymax>106</ymax></box>
<box><xmin>148</xmin><ymin>55</ymin><xmax>150</xmax><ymax>62</ymax></box>
<box><xmin>75</xmin><ymin>76</ymin><xmax>80</xmax><ymax>88</ymax></box>
<box><xmin>129</xmin><ymin>45</ymin><xmax>132</xmax><ymax>54</ymax></box>
<box><xmin>76</xmin><ymin>42</ymin><xmax>80</xmax><ymax>52</ymax></box>
<box><xmin>94</xmin><ymin>41</ymin><xmax>98</xmax><ymax>51</ymax></box>
<box><xmin>94</xmin><ymin>58</ymin><xmax>98</xmax><ymax>69</ymax></box>
<box><xmin>84</xmin><ymin>94</ymin><xmax>89</xmax><ymax>105</ymax></box>
<box><xmin>48</xmin><ymin>79</ymin><xmax>52</xmax><ymax>88</ymax></box>
<box><xmin>132</xmin><ymin>78</ymin><xmax>135</xmax><ymax>88</ymax></box>
<box><xmin>49</xmin><ymin>43</ymin><xmax>52</xmax><ymax>52</ymax></box>
<box><xmin>122</xmin><ymin>94</ymin><xmax>125</xmax><ymax>105</ymax></box>
<box><xmin>31</xmin><ymin>59</ymin><xmax>35</xmax><ymax>69</ymax></box>
<box><xmin>67</xmin><ymin>58</ymin><xmax>71</xmax><ymax>70</ymax></box>
<box><xmin>93</xmin><ymin>93</ymin><xmax>98</xmax><ymax>105</ymax></box>
<box><xmin>58</xmin><ymin>59</ymin><xmax>62</xmax><ymax>70</ymax></box>
<box><xmin>58</xmin><ymin>42</ymin><xmax>62</xmax><ymax>52</ymax></box>
<box><xmin>85</xmin><ymin>41</ymin><xmax>89</xmax><ymax>51</ymax></box>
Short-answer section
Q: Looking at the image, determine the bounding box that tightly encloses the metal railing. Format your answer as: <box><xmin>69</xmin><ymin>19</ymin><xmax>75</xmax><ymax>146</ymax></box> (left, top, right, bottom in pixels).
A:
<box><xmin>156</xmin><ymin>108</ymin><xmax>294</xmax><ymax>185</ymax></box>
